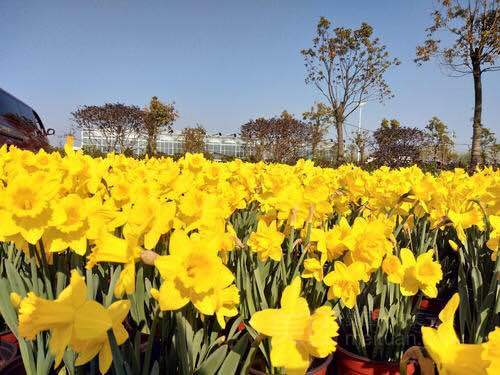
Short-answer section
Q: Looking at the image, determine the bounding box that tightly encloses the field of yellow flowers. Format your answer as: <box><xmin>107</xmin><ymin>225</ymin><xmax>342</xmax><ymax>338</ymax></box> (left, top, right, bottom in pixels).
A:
<box><xmin>0</xmin><ymin>137</ymin><xmax>498</xmax><ymax>375</ymax></box>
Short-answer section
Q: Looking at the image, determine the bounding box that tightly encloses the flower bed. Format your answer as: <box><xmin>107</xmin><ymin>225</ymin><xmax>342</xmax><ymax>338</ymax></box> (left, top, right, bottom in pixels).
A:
<box><xmin>0</xmin><ymin>138</ymin><xmax>498</xmax><ymax>374</ymax></box>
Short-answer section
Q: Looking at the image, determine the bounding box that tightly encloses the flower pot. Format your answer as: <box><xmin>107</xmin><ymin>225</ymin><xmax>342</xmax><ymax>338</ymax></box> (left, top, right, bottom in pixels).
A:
<box><xmin>0</xmin><ymin>331</ymin><xmax>18</xmax><ymax>346</ymax></box>
<box><xmin>249</xmin><ymin>353</ymin><xmax>333</xmax><ymax>375</ymax></box>
<box><xmin>332</xmin><ymin>346</ymin><xmax>416</xmax><ymax>375</ymax></box>
<box><xmin>0</xmin><ymin>331</ymin><xmax>24</xmax><ymax>375</ymax></box>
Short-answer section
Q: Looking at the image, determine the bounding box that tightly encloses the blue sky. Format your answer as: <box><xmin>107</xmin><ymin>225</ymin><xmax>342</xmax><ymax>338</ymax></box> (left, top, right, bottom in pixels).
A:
<box><xmin>1</xmin><ymin>0</ymin><xmax>498</xmax><ymax>150</ymax></box>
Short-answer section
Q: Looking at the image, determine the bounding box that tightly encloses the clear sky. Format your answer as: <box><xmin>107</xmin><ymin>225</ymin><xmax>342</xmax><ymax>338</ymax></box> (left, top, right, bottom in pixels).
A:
<box><xmin>1</xmin><ymin>0</ymin><xmax>499</xmax><ymax>150</ymax></box>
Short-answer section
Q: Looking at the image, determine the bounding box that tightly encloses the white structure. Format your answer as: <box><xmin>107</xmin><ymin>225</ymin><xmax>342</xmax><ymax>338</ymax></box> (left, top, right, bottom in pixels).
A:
<box><xmin>80</xmin><ymin>129</ymin><xmax>246</xmax><ymax>159</ymax></box>
<box><xmin>79</xmin><ymin>129</ymin><xmax>337</xmax><ymax>161</ymax></box>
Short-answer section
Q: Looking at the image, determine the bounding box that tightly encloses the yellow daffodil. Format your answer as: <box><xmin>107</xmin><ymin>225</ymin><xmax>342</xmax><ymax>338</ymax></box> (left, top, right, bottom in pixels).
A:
<box><xmin>324</xmin><ymin>217</ymin><xmax>352</xmax><ymax>260</ymax></box>
<box><xmin>483</xmin><ymin>328</ymin><xmax>500</xmax><ymax>375</ymax></box>
<box><xmin>44</xmin><ymin>194</ymin><xmax>89</xmax><ymax>255</ymax></box>
<box><xmin>301</xmin><ymin>257</ymin><xmax>325</xmax><ymax>282</ymax></box>
<box><xmin>72</xmin><ymin>300</ymin><xmax>130</xmax><ymax>374</ymax></box>
<box><xmin>213</xmin><ymin>284</ymin><xmax>240</xmax><ymax>328</ymax></box>
<box><xmin>343</xmin><ymin>217</ymin><xmax>393</xmax><ymax>270</ymax></box>
<box><xmin>385</xmin><ymin>248</ymin><xmax>442</xmax><ymax>298</ymax></box>
<box><xmin>422</xmin><ymin>293</ymin><xmax>491</xmax><ymax>374</ymax></box>
<box><xmin>122</xmin><ymin>197</ymin><xmax>176</xmax><ymax>250</ymax></box>
<box><xmin>323</xmin><ymin>261</ymin><xmax>368</xmax><ymax>309</ymax></box>
<box><xmin>18</xmin><ymin>271</ymin><xmax>119</xmax><ymax>368</ymax></box>
<box><xmin>382</xmin><ymin>254</ymin><xmax>403</xmax><ymax>283</ymax></box>
<box><xmin>486</xmin><ymin>215</ymin><xmax>499</xmax><ymax>260</ymax></box>
<box><xmin>152</xmin><ymin>230</ymin><xmax>237</xmax><ymax>318</ymax></box>
<box><xmin>308</xmin><ymin>228</ymin><xmax>328</xmax><ymax>262</ymax></box>
<box><xmin>0</xmin><ymin>172</ymin><xmax>56</xmax><ymax>244</ymax></box>
<box><xmin>247</xmin><ymin>219</ymin><xmax>285</xmax><ymax>262</ymax></box>
<box><xmin>87</xmin><ymin>230</ymin><xmax>129</xmax><ymax>267</ymax></box>
<box><xmin>448</xmin><ymin>205</ymin><xmax>485</xmax><ymax>244</ymax></box>
<box><xmin>87</xmin><ymin>230</ymin><xmax>143</xmax><ymax>297</ymax></box>
<box><xmin>250</xmin><ymin>277</ymin><xmax>338</xmax><ymax>374</ymax></box>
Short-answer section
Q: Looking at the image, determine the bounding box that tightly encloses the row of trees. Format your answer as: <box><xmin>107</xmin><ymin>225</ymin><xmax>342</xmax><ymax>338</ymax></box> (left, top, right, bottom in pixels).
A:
<box><xmin>71</xmin><ymin>96</ymin><xmax>178</xmax><ymax>155</ymax></box>
<box><xmin>240</xmin><ymin>110</ymin><xmax>498</xmax><ymax>167</ymax></box>
<box><xmin>70</xmin><ymin>95</ymin><xmax>498</xmax><ymax>167</ymax></box>
<box><xmin>71</xmin><ymin>98</ymin><xmax>218</xmax><ymax>156</ymax></box>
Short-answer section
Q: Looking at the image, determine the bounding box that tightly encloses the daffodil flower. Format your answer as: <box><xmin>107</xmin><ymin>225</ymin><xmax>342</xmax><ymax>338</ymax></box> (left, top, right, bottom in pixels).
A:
<box><xmin>301</xmin><ymin>257</ymin><xmax>325</xmax><ymax>282</ymax></box>
<box><xmin>486</xmin><ymin>215</ymin><xmax>499</xmax><ymax>260</ymax></box>
<box><xmin>250</xmin><ymin>277</ymin><xmax>338</xmax><ymax>374</ymax></box>
<box><xmin>422</xmin><ymin>293</ymin><xmax>496</xmax><ymax>374</ymax></box>
<box><xmin>73</xmin><ymin>300</ymin><xmax>131</xmax><ymax>374</ymax></box>
<box><xmin>247</xmin><ymin>219</ymin><xmax>285</xmax><ymax>262</ymax></box>
<box><xmin>18</xmin><ymin>271</ymin><xmax>129</xmax><ymax>372</ymax></box>
<box><xmin>384</xmin><ymin>248</ymin><xmax>442</xmax><ymax>298</ymax></box>
<box><xmin>323</xmin><ymin>261</ymin><xmax>368</xmax><ymax>309</ymax></box>
<box><xmin>152</xmin><ymin>230</ymin><xmax>239</xmax><ymax>325</ymax></box>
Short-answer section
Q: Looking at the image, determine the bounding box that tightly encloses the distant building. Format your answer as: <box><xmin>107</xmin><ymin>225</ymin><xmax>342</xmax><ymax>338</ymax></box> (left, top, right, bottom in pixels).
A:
<box><xmin>79</xmin><ymin>129</ymin><xmax>246</xmax><ymax>159</ymax></box>
<box><xmin>79</xmin><ymin>129</ymin><xmax>337</xmax><ymax>161</ymax></box>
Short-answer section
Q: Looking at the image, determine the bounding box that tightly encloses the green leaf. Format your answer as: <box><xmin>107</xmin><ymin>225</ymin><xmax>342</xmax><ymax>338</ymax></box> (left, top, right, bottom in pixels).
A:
<box><xmin>102</xmin><ymin>266</ymin><xmax>120</xmax><ymax>307</ymax></box>
<box><xmin>195</xmin><ymin>345</ymin><xmax>228</xmax><ymax>375</ymax></box>
<box><xmin>192</xmin><ymin>329</ymin><xmax>204</xmax><ymax>366</ymax></box>
<box><xmin>150</xmin><ymin>361</ymin><xmax>160</xmax><ymax>375</ymax></box>
<box><xmin>240</xmin><ymin>345</ymin><xmax>258</xmax><ymax>375</ymax></box>
<box><xmin>227</xmin><ymin>316</ymin><xmax>243</xmax><ymax>340</ymax></box>
<box><xmin>218</xmin><ymin>334</ymin><xmax>249</xmax><ymax>374</ymax></box>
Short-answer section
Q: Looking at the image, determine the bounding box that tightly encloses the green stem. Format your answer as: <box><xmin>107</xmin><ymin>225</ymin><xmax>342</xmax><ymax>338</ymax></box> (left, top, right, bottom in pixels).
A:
<box><xmin>38</xmin><ymin>241</ymin><xmax>54</xmax><ymax>299</ymax></box>
<box><xmin>107</xmin><ymin>330</ymin><xmax>126</xmax><ymax>375</ymax></box>
<box><xmin>142</xmin><ymin>308</ymin><xmax>160</xmax><ymax>375</ymax></box>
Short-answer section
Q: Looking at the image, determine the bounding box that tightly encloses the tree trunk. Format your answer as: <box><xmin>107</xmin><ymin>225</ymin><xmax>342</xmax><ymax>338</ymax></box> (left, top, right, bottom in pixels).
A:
<box><xmin>336</xmin><ymin>119</ymin><xmax>344</xmax><ymax>162</ymax></box>
<box><xmin>146</xmin><ymin>129</ymin><xmax>157</xmax><ymax>156</ymax></box>
<box><xmin>311</xmin><ymin>143</ymin><xmax>317</xmax><ymax>160</ymax></box>
<box><xmin>469</xmin><ymin>61</ymin><xmax>482</xmax><ymax>171</ymax></box>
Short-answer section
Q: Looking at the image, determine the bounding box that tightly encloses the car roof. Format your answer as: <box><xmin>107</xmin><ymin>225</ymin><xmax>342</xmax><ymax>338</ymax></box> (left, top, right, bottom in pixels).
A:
<box><xmin>0</xmin><ymin>87</ymin><xmax>36</xmax><ymax>112</ymax></box>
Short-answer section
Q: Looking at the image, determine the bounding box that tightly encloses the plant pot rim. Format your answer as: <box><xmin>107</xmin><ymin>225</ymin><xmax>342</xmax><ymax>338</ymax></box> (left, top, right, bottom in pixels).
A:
<box><xmin>335</xmin><ymin>345</ymin><xmax>400</xmax><ymax>368</ymax></box>
<box><xmin>249</xmin><ymin>352</ymin><xmax>333</xmax><ymax>375</ymax></box>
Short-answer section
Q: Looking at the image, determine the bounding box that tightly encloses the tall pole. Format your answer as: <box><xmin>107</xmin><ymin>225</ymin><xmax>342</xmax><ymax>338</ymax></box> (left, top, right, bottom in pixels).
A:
<box><xmin>357</xmin><ymin>102</ymin><xmax>366</xmax><ymax>162</ymax></box>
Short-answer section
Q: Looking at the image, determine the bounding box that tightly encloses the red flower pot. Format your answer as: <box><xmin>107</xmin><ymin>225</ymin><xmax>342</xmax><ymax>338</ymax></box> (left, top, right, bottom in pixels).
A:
<box><xmin>332</xmin><ymin>346</ymin><xmax>416</xmax><ymax>375</ymax></box>
<box><xmin>249</xmin><ymin>353</ymin><xmax>333</xmax><ymax>375</ymax></box>
<box><xmin>0</xmin><ymin>331</ymin><xmax>24</xmax><ymax>375</ymax></box>
<box><xmin>0</xmin><ymin>332</ymin><xmax>18</xmax><ymax>346</ymax></box>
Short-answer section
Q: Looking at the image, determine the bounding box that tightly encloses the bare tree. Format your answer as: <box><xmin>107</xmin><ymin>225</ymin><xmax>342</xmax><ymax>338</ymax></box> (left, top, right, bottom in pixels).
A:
<box><xmin>302</xmin><ymin>17</ymin><xmax>400</xmax><ymax>162</ymax></box>
<box><xmin>371</xmin><ymin>119</ymin><xmax>429</xmax><ymax>168</ymax></box>
<box><xmin>241</xmin><ymin>111</ymin><xmax>309</xmax><ymax>163</ymax></box>
<box><xmin>143</xmin><ymin>96</ymin><xmax>179</xmax><ymax>156</ymax></box>
<box><xmin>416</xmin><ymin>0</ymin><xmax>499</xmax><ymax>170</ymax></box>
<box><xmin>71</xmin><ymin>103</ymin><xmax>144</xmax><ymax>153</ymax></box>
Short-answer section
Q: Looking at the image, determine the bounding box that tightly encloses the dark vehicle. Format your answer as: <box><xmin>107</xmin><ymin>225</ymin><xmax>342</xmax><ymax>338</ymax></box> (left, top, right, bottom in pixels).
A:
<box><xmin>0</xmin><ymin>88</ymin><xmax>54</xmax><ymax>150</ymax></box>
